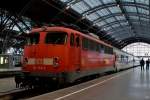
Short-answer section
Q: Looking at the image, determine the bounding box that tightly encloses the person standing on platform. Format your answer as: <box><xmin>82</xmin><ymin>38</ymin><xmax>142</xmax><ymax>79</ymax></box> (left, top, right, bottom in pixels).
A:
<box><xmin>140</xmin><ymin>58</ymin><xmax>145</xmax><ymax>70</ymax></box>
<box><xmin>146</xmin><ymin>59</ymin><xmax>150</xmax><ymax>70</ymax></box>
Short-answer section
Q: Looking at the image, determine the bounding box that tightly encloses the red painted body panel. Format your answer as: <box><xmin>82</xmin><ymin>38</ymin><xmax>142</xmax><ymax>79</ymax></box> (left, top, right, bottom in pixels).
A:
<box><xmin>23</xmin><ymin>45</ymin><xmax>69</xmax><ymax>73</ymax></box>
<box><xmin>81</xmin><ymin>51</ymin><xmax>114</xmax><ymax>70</ymax></box>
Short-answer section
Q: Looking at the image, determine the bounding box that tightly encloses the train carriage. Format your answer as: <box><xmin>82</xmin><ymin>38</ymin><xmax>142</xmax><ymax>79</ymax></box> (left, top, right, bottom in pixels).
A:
<box><xmin>0</xmin><ymin>54</ymin><xmax>22</xmax><ymax>68</ymax></box>
<box><xmin>113</xmin><ymin>48</ymin><xmax>137</xmax><ymax>71</ymax></box>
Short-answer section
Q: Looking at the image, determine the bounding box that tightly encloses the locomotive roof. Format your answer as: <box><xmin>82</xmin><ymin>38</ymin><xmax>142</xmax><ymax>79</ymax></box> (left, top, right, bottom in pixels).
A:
<box><xmin>31</xmin><ymin>26</ymin><xmax>113</xmax><ymax>48</ymax></box>
<box><xmin>31</xmin><ymin>26</ymin><xmax>137</xmax><ymax>57</ymax></box>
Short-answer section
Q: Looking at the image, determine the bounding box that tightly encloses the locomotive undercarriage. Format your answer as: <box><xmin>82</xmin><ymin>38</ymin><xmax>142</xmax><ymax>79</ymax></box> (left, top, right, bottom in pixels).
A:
<box><xmin>15</xmin><ymin>67</ymin><xmax>116</xmax><ymax>89</ymax></box>
<box><xmin>15</xmin><ymin>72</ymin><xmax>68</xmax><ymax>89</ymax></box>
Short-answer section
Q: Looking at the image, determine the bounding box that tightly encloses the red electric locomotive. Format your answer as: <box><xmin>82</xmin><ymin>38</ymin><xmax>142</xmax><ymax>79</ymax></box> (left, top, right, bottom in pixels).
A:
<box><xmin>15</xmin><ymin>26</ymin><xmax>137</xmax><ymax>88</ymax></box>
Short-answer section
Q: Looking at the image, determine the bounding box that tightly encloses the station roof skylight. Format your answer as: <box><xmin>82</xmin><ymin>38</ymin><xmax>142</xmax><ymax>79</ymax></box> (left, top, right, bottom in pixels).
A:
<box><xmin>60</xmin><ymin>0</ymin><xmax>150</xmax><ymax>48</ymax></box>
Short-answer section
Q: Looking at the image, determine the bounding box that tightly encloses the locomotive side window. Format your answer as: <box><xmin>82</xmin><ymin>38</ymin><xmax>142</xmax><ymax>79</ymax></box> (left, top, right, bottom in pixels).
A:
<box><xmin>100</xmin><ymin>45</ymin><xmax>105</xmax><ymax>53</ymax></box>
<box><xmin>45</xmin><ymin>32</ymin><xmax>67</xmax><ymax>44</ymax></box>
<box><xmin>96</xmin><ymin>43</ymin><xmax>99</xmax><ymax>52</ymax></box>
<box><xmin>104</xmin><ymin>46</ymin><xmax>113</xmax><ymax>54</ymax></box>
<box><xmin>70</xmin><ymin>33</ymin><xmax>74</xmax><ymax>47</ymax></box>
<box><xmin>88</xmin><ymin>40</ymin><xmax>96</xmax><ymax>51</ymax></box>
<box><xmin>82</xmin><ymin>38</ymin><xmax>88</xmax><ymax>49</ymax></box>
<box><xmin>88</xmin><ymin>40</ymin><xmax>93</xmax><ymax>50</ymax></box>
<box><xmin>93</xmin><ymin>42</ymin><xmax>97</xmax><ymax>51</ymax></box>
<box><xmin>27</xmin><ymin>32</ymin><xmax>40</xmax><ymax>45</ymax></box>
<box><xmin>110</xmin><ymin>48</ymin><xmax>113</xmax><ymax>54</ymax></box>
<box><xmin>82</xmin><ymin>37</ymin><xmax>112</xmax><ymax>54</ymax></box>
<box><xmin>98</xmin><ymin>44</ymin><xmax>101</xmax><ymax>52</ymax></box>
<box><xmin>76</xmin><ymin>36</ymin><xmax>80</xmax><ymax>47</ymax></box>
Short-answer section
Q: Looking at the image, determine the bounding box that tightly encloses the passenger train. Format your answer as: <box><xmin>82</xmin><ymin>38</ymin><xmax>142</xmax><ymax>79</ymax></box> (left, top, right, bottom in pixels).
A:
<box><xmin>15</xmin><ymin>26</ymin><xmax>139</xmax><ymax>87</ymax></box>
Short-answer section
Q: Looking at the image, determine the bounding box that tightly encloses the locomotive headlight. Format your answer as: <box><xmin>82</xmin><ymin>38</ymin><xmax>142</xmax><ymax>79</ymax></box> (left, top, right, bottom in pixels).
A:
<box><xmin>53</xmin><ymin>57</ymin><xmax>59</xmax><ymax>67</ymax></box>
<box><xmin>23</xmin><ymin>58</ymin><xmax>28</xmax><ymax>64</ymax></box>
<box><xmin>28</xmin><ymin>58</ymin><xmax>35</xmax><ymax>65</ymax></box>
<box><xmin>43</xmin><ymin>57</ymin><xmax>60</xmax><ymax>67</ymax></box>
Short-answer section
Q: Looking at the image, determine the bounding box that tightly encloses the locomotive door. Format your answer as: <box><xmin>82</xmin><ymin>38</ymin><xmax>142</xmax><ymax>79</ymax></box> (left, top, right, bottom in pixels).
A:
<box><xmin>74</xmin><ymin>34</ymin><xmax>81</xmax><ymax>72</ymax></box>
<box><xmin>69</xmin><ymin>33</ymin><xmax>81</xmax><ymax>72</ymax></box>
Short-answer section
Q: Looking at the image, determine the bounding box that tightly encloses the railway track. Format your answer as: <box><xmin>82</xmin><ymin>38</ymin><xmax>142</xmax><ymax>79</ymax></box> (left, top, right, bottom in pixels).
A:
<box><xmin>0</xmin><ymin>88</ymin><xmax>55</xmax><ymax>100</ymax></box>
<box><xmin>0</xmin><ymin>88</ymin><xmax>26</xmax><ymax>100</ymax></box>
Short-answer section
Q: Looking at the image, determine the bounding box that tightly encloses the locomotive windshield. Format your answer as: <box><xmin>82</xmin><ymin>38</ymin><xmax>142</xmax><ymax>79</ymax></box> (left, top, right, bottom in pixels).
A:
<box><xmin>45</xmin><ymin>32</ymin><xmax>67</xmax><ymax>44</ymax></box>
<box><xmin>27</xmin><ymin>32</ymin><xmax>40</xmax><ymax>45</ymax></box>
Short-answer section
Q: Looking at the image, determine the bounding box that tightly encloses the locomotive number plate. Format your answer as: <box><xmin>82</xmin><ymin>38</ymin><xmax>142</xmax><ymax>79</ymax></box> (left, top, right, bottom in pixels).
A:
<box><xmin>43</xmin><ymin>58</ymin><xmax>53</xmax><ymax>65</ymax></box>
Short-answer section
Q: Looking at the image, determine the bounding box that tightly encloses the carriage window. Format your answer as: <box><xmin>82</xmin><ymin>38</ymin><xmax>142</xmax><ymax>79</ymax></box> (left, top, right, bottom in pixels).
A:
<box><xmin>121</xmin><ymin>55</ymin><xmax>124</xmax><ymax>62</ymax></box>
<box><xmin>45</xmin><ymin>32</ymin><xmax>67</xmax><ymax>44</ymax></box>
<box><xmin>27</xmin><ymin>32</ymin><xmax>40</xmax><ymax>45</ymax></box>
<box><xmin>70</xmin><ymin>33</ymin><xmax>74</xmax><ymax>46</ymax></box>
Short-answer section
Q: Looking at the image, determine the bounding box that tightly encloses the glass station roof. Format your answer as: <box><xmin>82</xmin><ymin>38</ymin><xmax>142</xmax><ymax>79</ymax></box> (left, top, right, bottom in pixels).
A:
<box><xmin>60</xmin><ymin>0</ymin><xmax>150</xmax><ymax>45</ymax></box>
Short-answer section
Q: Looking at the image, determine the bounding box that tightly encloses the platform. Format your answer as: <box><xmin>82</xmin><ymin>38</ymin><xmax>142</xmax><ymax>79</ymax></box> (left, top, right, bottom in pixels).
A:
<box><xmin>0</xmin><ymin>67</ymin><xmax>21</xmax><ymax>72</ymax></box>
<box><xmin>0</xmin><ymin>67</ymin><xmax>21</xmax><ymax>78</ymax></box>
<box><xmin>0</xmin><ymin>77</ymin><xmax>16</xmax><ymax>94</ymax></box>
<box><xmin>28</xmin><ymin>67</ymin><xmax>150</xmax><ymax>100</ymax></box>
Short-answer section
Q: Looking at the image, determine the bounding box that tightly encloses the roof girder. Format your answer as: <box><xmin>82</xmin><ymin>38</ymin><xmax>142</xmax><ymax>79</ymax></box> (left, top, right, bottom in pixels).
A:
<box><xmin>82</xmin><ymin>2</ymin><xmax>149</xmax><ymax>16</ymax></box>
<box><xmin>93</xmin><ymin>12</ymin><xmax>149</xmax><ymax>24</ymax></box>
<box><xmin>101</xmin><ymin>19</ymin><xmax>149</xmax><ymax>29</ymax></box>
<box><xmin>111</xmin><ymin>30</ymin><xmax>150</xmax><ymax>38</ymax></box>
<box><xmin>107</xmin><ymin>22</ymin><xmax>149</xmax><ymax>33</ymax></box>
<box><xmin>115</xmin><ymin>33</ymin><xmax>150</xmax><ymax>41</ymax></box>
<box><xmin>119</xmin><ymin>37</ymin><xmax>150</xmax><ymax>48</ymax></box>
<box><xmin>107</xmin><ymin>24</ymin><xmax>149</xmax><ymax>34</ymax></box>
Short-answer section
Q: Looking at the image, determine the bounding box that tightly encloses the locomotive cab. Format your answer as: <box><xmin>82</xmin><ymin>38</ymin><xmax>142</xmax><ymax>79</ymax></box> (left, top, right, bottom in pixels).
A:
<box><xmin>21</xmin><ymin>27</ymin><xmax>73</xmax><ymax>85</ymax></box>
<box><xmin>23</xmin><ymin>31</ymin><xmax>68</xmax><ymax>70</ymax></box>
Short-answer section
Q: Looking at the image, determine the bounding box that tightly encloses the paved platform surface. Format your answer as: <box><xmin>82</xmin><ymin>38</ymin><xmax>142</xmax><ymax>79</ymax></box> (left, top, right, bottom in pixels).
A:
<box><xmin>0</xmin><ymin>67</ymin><xmax>21</xmax><ymax>72</ymax></box>
<box><xmin>29</xmin><ymin>67</ymin><xmax>150</xmax><ymax>100</ymax></box>
<box><xmin>0</xmin><ymin>77</ymin><xmax>16</xmax><ymax>94</ymax></box>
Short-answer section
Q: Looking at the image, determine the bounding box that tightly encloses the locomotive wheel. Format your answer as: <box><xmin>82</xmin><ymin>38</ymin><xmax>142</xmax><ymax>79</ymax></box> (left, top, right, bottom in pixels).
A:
<box><xmin>56</xmin><ymin>78</ymin><xmax>67</xmax><ymax>89</ymax></box>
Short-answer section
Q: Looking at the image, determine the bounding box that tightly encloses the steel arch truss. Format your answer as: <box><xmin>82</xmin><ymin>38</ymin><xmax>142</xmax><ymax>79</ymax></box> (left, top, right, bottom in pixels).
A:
<box><xmin>93</xmin><ymin>12</ymin><xmax>149</xmax><ymax>24</ymax></box>
<box><xmin>0</xmin><ymin>9</ymin><xmax>31</xmax><ymax>53</ymax></box>
<box><xmin>81</xmin><ymin>2</ymin><xmax>149</xmax><ymax>15</ymax></box>
<box><xmin>118</xmin><ymin>37</ymin><xmax>150</xmax><ymax>49</ymax></box>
